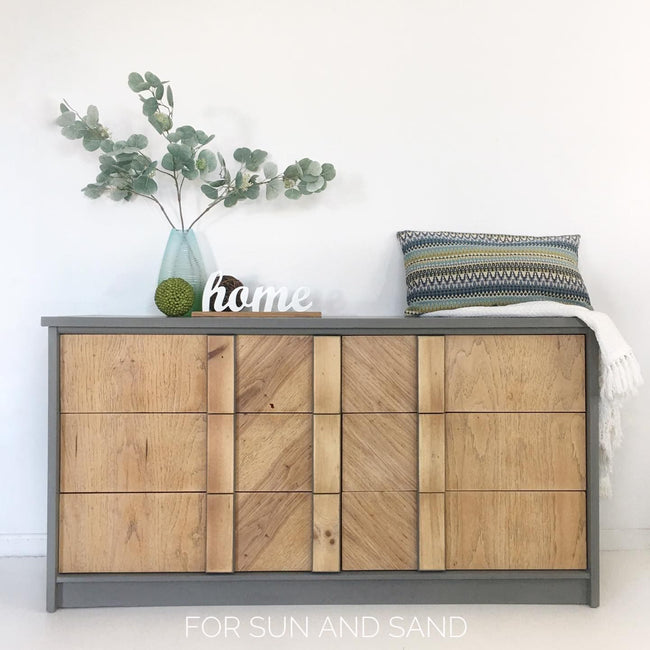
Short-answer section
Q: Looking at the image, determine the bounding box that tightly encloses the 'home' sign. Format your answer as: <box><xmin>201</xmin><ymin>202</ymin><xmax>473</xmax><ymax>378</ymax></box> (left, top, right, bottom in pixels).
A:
<box><xmin>202</xmin><ymin>271</ymin><xmax>313</xmax><ymax>313</ymax></box>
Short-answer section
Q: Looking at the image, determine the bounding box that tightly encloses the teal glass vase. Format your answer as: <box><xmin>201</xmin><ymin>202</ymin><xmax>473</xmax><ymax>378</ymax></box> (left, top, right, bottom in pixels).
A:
<box><xmin>157</xmin><ymin>229</ymin><xmax>207</xmax><ymax>314</ymax></box>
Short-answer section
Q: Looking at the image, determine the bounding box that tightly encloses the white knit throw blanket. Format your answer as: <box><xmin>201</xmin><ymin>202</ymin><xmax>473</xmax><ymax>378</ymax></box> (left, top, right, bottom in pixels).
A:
<box><xmin>422</xmin><ymin>301</ymin><xmax>643</xmax><ymax>497</ymax></box>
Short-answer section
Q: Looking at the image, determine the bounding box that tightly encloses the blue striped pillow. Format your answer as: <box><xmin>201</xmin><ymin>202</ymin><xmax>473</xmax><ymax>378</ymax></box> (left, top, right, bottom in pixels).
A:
<box><xmin>396</xmin><ymin>231</ymin><xmax>592</xmax><ymax>315</ymax></box>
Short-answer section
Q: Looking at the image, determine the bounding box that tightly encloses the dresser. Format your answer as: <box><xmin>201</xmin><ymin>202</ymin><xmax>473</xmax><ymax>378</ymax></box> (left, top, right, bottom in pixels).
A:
<box><xmin>42</xmin><ymin>316</ymin><xmax>599</xmax><ymax>610</ymax></box>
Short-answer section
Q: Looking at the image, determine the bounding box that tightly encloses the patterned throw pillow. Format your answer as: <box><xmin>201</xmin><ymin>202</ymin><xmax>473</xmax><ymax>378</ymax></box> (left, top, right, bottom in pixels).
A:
<box><xmin>396</xmin><ymin>231</ymin><xmax>592</xmax><ymax>315</ymax></box>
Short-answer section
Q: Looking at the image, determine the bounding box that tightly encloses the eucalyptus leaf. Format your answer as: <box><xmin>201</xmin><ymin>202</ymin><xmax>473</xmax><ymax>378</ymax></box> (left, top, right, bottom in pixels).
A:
<box><xmin>82</xmin><ymin>136</ymin><xmax>101</xmax><ymax>151</ymax></box>
<box><xmin>161</xmin><ymin>153</ymin><xmax>181</xmax><ymax>171</ymax></box>
<box><xmin>245</xmin><ymin>185</ymin><xmax>260</xmax><ymax>200</ymax></box>
<box><xmin>142</xmin><ymin>97</ymin><xmax>159</xmax><ymax>116</ymax></box>
<box><xmin>235</xmin><ymin>171</ymin><xmax>243</xmax><ymax>188</ymax></box>
<box><xmin>285</xmin><ymin>188</ymin><xmax>301</xmax><ymax>200</ymax></box>
<box><xmin>59</xmin><ymin>103</ymin><xmax>68</xmax><ymax>114</ymax></box>
<box><xmin>182</xmin><ymin>166</ymin><xmax>199</xmax><ymax>180</ymax></box>
<box><xmin>266</xmin><ymin>178</ymin><xmax>283</xmax><ymax>199</ymax></box>
<box><xmin>263</xmin><ymin>162</ymin><xmax>278</xmax><ymax>179</ymax></box>
<box><xmin>167</xmin><ymin>143</ymin><xmax>193</xmax><ymax>162</ymax></box>
<box><xmin>307</xmin><ymin>161</ymin><xmax>322</xmax><ymax>177</ymax></box>
<box><xmin>321</xmin><ymin>163</ymin><xmax>336</xmax><ymax>181</ymax></box>
<box><xmin>61</xmin><ymin>123</ymin><xmax>85</xmax><ymax>139</ymax></box>
<box><xmin>133</xmin><ymin>175</ymin><xmax>157</xmax><ymax>195</ymax></box>
<box><xmin>201</xmin><ymin>184</ymin><xmax>220</xmax><ymax>200</ymax></box>
<box><xmin>82</xmin><ymin>184</ymin><xmax>105</xmax><ymax>199</ymax></box>
<box><xmin>127</xmin><ymin>72</ymin><xmax>149</xmax><ymax>92</ymax></box>
<box><xmin>126</xmin><ymin>134</ymin><xmax>148</xmax><ymax>149</ymax></box>
<box><xmin>166</xmin><ymin>85</ymin><xmax>174</xmax><ymax>107</ymax></box>
<box><xmin>283</xmin><ymin>164</ymin><xmax>300</xmax><ymax>180</ymax></box>
<box><xmin>85</xmin><ymin>105</ymin><xmax>99</xmax><ymax>128</ymax></box>
<box><xmin>306</xmin><ymin>176</ymin><xmax>325</xmax><ymax>192</ymax></box>
<box><xmin>56</xmin><ymin>111</ymin><xmax>76</xmax><ymax>127</ymax></box>
<box><xmin>109</xmin><ymin>188</ymin><xmax>128</xmax><ymax>201</ymax></box>
<box><xmin>144</xmin><ymin>71</ymin><xmax>161</xmax><ymax>87</ymax></box>
<box><xmin>247</xmin><ymin>149</ymin><xmax>267</xmax><ymax>171</ymax></box>
<box><xmin>233</xmin><ymin>147</ymin><xmax>251</xmax><ymax>163</ymax></box>
<box><xmin>100</xmin><ymin>140</ymin><xmax>114</xmax><ymax>153</ymax></box>
<box><xmin>197</xmin><ymin>150</ymin><xmax>217</xmax><ymax>176</ymax></box>
<box><xmin>217</xmin><ymin>152</ymin><xmax>226</xmax><ymax>168</ymax></box>
<box><xmin>155</xmin><ymin>84</ymin><xmax>164</xmax><ymax>100</ymax></box>
<box><xmin>224</xmin><ymin>193</ymin><xmax>238</xmax><ymax>207</ymax></box>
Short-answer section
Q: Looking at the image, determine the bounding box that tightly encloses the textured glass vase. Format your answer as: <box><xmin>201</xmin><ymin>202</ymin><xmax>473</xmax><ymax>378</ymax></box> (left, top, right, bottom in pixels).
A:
<box><xmin>158</xmin><ymin>229</ymin><xmax>207</xmax><ymax>314</ymax></box>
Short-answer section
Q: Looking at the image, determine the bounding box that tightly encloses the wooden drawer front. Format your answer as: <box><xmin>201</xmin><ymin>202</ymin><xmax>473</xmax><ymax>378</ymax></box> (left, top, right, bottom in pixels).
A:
<box><xmin>445</xmin><ymin>335</ymin><xmax>585</xmax><ymax>412</ymax></box>
<box><xmin>208</xmin><ymin>336</ymin><xmax>234</xmax><ymax>413</ymax></box>
<box><xmin>60</xmin><ymin>335</ymin><xmax>207</xmax><ymax>413</ymax></box>
<box><xmin>342</xmin><ymin>413</ymin><xmax>417</xmax><ymax>491</ymax></box>
<box><xmin>342</xmin><ymin>336</ymin><xmax>417</xmax><ymax>412</ymax></box>
<box><xmin>236</xmin><ymin>335</ymin><xmax>313</xmax><ymax>413</ymax></box>
<box><xmin>446</xmin><ymin>413</ymin><xmax>586</xmax><ymax>490</ymax></box>
<box><xmin>446</xmin><ymin>491</ymin><xmax>586</xmax><ymax>569</ymax></box>
<box><xmin>235</xmin><ymin>492</ymin><xmax>312</xmax><ymax>571</ymax></box>
<box><xmin>342</xmin><ymin>492</ymin><xmax>417</xmax><ymax>570</ymax></box>
<box><xmin>59</xmin><ymin>493</ymin><xmax>206</xmax><ymax>573</ymax></box>
<box><xmin>235</xmin><ymin>414</ymin><xmax>312</xmax><ymax>492</ymax></box>
<box><xmin>60</xmin><ymin>414</ymin><xmax>206</xmax><ymax>492</ymax></box>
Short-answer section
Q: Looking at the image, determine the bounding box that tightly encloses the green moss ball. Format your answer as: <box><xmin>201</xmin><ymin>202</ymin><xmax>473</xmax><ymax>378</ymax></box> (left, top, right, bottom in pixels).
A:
<box><xmin>155</xmin><ymin>278</ymin><xmax>195</xmax><ymax>317</ymax></box>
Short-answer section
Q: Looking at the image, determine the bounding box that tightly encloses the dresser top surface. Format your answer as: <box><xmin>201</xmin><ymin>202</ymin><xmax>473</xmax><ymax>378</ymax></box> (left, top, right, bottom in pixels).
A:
<box><xmin>41</xmin><ymin>315</ymin><xmax>589</xmax><ymax>335</ymax></box>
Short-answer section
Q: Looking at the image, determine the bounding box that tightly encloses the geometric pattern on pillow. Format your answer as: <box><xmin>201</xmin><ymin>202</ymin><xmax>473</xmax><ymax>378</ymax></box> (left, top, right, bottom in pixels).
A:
<box><xmin>396</xmin><ymin>230</ymin><xmax>592</xmax><ymax>315</ymax></box>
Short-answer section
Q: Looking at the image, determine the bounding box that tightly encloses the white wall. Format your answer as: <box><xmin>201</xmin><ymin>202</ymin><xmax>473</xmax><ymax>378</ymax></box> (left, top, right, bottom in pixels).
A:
<box><xmin>1</xmin><ymin>0</ymin><xmax>649</xmax><ymax>553</ymax></box>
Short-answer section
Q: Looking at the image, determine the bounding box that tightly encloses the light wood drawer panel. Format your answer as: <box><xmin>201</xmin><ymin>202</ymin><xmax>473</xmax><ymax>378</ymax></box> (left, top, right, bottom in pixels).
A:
<box><xmin>342</xmin><ymin>336</ymin><xmax>417</xmax><ymax>412</ymax></box>
<box><xmin>313</xmin><ymin>494</ymin><xmax>341</xmax><ymax>572</ymax></box>
<box><xmin>342</xmin><ymin>492</ymin><xmax>417</xmax><ymax>570</ymax></box>
<box><xmin>59</xmin><ymin>493</ymin><xmax>206</xmax><ymax>573</ymax></box>
<box><xmin>446</xmin><ymin>491</ymin><xmax>586</xmax><ymax>569</ymax></box>
<box><xmin>60</xmin><ymin>414</ymin><xmax>206</xmax><ymax>492</ymax></box>
<box><xmin>235</xmin><ymin>492</ymin><xmax>312</xmax><ymax>571</ymax></box>
<box><xmin>419</xmin><ymin>493</ymin><xmax>445</xmax><ymax>571</ymax></box>
<box><xmin>446</xmin><ymin>413</ymin><xmax>586</xmax><ymax>490</ymax></box>
<box><xmin>236</xmin><ymin>335</ymin><xmax>313</xmax><ymax>413</ymax></box>
<box><xmin>342</xmin><ymin>413</ymin><xmax>417</xmax><ymax>492</ymax></box>
<box><xmin>60</xmin><ymin>335</ymin><xmax>207</xmax><ymax>413</ymax></box>
<box><xmin>206</xmin><ymin>494</ymin><xmax>234</xmax><ymax>573</ymax></box>
<box><xmin>314</xmin><ymin>336</ymin><xmax>341</xmax><ymax>414</ymax></box>
<box><xmin>207</xmin><ymin>336</ymin><xmax>235</xmax><ymax>413</ymax></box>
<box><xmin>236</xmin><ymin>414</ymin><xmax>312</xmax><ymax>492</ymax></box>
<box><xmin>445</xmin><ymin>335</ymin><xmax>585</xmax><ymax>412</ymax></box>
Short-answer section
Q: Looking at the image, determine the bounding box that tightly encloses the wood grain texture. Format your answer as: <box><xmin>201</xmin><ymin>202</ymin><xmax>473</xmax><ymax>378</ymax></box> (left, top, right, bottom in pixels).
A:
<box><xmin>235</xmin><ymin>492</ymin><xmax>312</xmax><ymax>571</ymax></box>
<box><xmin>418</xmin><ymin>337</ymin><xmax>445</xmax><ymax>413</ymax></box>
<box><xmin>445</xmin><ymin>335</ymin><xmax>585</xmax><ymax>412</ymax></box>
<box><xmin>313</xmin><ymin>415</ymin><xmax>341</xmax><ymax>494</ymax></box>
<box><xmin>208</xmin><ymin>336</ymin><xmax>234</xmax><ymax>414</ymax></box>
<box><xmin>419</xmin><ymin>493</ymin><xmax>445</xmax><ymax>570</ymax></box>
<box><xmin>342</xmin><ymin>336</ymin><xmax>417</xmax><ymax>412</ymax></box>
<box><xmin>342</xmin><ymin>492</ymin><xmax>417</xmax><ymax>570</ymax></box>
<box><xmin>419</xmin><ymin>414</ymin><xmax>445</xmax><ymax>493</ymax></box>
<box><xmin>446</xmin><ymin>413</ymin><xmax>586</xmax><ymax>490</ymax></box>
<box><xmin>206</xmin><ymin>494</ymin><xmax>234</xmax><ymax>573</ymax></box>
<box><xmin>314</xmin><ymin>336</ymin><xmax>341</xmax><ymax>414</ymax></box>
<box><xmin>60</xmin><ymin>414</ymin><xmax>206</xmax><ymax>493</ymax></box>
<box><xmin>59</xmin><ymin>493</ymin><xmax>206</xmax><ymax>573</ymax></box>
<box><xmin>445</xmin><ymin>491</ymin><xmax>586</xmax><ymax>569</ymax></box>
<box><xmin>342</xmin><ymin>413</ymin><xmax>417</xmax><ymax>492</ymax></box>
<box><xmin>60</xmin><ymin>335</ymin><xmax>207</xmax><ymax>413</ymax></box>
<box><xmin>207</xmin><ymin>415</ymin><xmax>234</xmax><ymax>494</ymax></box>
<box><xmin>236</xmin><ymin>414</ymin><xmax>312</xmax><ymax>492</ymax></box>
<box><xmin>313</xmin><ymin>494</ymin><xmax>340</xmax><ymax>572</ymax></box>
<box><xmin>236</xmin><ymin>335</ymin><xmax>313</xmax><ymax>413</ymax></box>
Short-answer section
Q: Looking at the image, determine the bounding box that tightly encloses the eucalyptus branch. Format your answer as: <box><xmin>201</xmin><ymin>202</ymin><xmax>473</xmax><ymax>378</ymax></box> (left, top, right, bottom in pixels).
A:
<box><xmin>56</xmin><ymin>70</ymin><xmax>336</xmax><ymax>236</ymax></box>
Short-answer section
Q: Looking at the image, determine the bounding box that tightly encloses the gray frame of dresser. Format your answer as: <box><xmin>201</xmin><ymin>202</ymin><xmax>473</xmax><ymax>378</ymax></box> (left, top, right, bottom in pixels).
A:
<box><xmin>42</xmin><ymin>316</ymin><xmax>599</xmax><ymax>611</ymax></box>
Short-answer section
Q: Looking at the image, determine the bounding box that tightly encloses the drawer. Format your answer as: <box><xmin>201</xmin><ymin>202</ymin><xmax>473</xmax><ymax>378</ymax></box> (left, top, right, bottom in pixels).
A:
<box><xmin>342</xmin><ymin>413</ymin><xmax>417</xmax><ymax>491</ymax></box>
<box><xmin>445</xmin><ymin>335</ymin><xmax>585</xmax><ymax>412</ymax></box>
<box><xmin>235</xmin><ymin>413</ymin><xmax>312</xmax><ymax>492</ymax></box>
<box><xmin>446</xmin><ymin>491</ymin><xmax>586</xmax><ymax>569</ymax></box>
<box><xmin>342</xmin><ymin>336</ymin><xmax>417</xmax><ymax>412</ymax></box>
<box><xmin>60</xmin><ymin>334</ymin><xmax>207</xmax><ymax>412</ymax></box>
<box><xmin>236</xmin><ymin>335</ymin><xmax>313</xmax><ymax>413</ymax></box>
<box><xmin>60</xmin><ymin>414</ymin><xmax>206</xmax><ymax>492</ymax></box>
<box><xmin>446</xmin><ymin>413</ymin><xmax>586</xmax><ymax>490</ymax></box>
<box><xmin>59</xmin><ymin>493</ymin><xmax>206</xmax><ymax>573</ymax></box>
<box><xmin>342</xmin><ymin>491</ymin><xmax>417</xmax><ymax>570</ymax></box>
<box><xmin>235</xmin><ymin>492</ymin><xmax>312</xmax><ymax>571</ymax></box>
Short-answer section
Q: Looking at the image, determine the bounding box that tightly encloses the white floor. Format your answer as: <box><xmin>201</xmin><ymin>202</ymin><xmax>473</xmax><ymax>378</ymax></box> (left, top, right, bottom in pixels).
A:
<box><xmin>1</xmin><ymin>552</ymin><xmax>649</xmax><ymax>650</ymax></box>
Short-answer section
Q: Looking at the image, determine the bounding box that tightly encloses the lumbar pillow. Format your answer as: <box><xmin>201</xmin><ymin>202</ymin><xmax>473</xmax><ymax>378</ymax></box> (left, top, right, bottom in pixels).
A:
<box><xmin>396</xmin><ymin>230</ymin><xmax>592</xmax><ymax>315</ymax></box>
